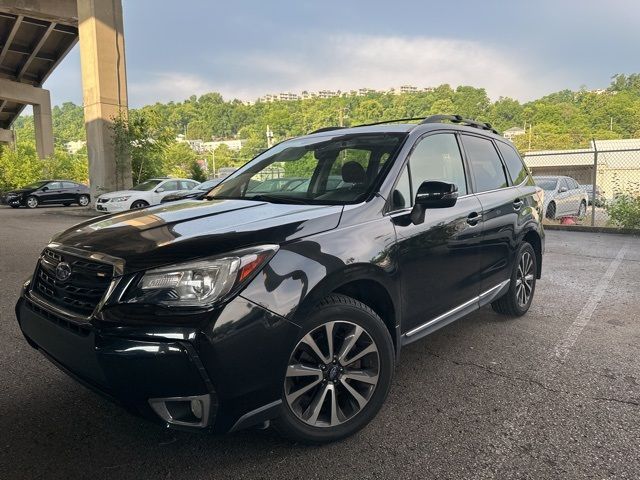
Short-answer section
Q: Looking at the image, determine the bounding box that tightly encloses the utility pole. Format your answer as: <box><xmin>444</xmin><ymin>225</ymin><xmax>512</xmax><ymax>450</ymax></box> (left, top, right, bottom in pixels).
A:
<box><xmin>211</xmin><ymin>147</ymin><xmax>216</xmax><ymax>178</ymax></box>
<box><xmin>266</xmin><ymin>125</ymin><xmax>274</xmax><ymax>148</ymax></box>
<box><xmin>528</xmin><ymin>123</ymin><xmax>533</xmax><ymax>151</ymax></box>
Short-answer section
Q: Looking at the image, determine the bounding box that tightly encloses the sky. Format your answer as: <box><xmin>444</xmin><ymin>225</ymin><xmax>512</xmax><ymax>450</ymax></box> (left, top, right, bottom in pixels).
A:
<box><xmin>44</xmin><ymin>0</ymin><xmax>640</xmax><ymax>108</ymax></box>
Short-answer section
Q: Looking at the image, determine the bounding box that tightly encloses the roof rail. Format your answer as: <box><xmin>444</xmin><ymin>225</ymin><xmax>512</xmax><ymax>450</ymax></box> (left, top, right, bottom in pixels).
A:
<box><xmin>308</xmin><ymin>126</ymin><xmax>346</xmax><ymax>134</ymax></box>
<box><xmin>310</xmin><ymin>115</ymin><xmax>500</xmax><ymax>135</ymax></box>
<box><xmin>420</xmin><ymin>114</ymin><xmax>500</xmax><ymax>135</ymax></box>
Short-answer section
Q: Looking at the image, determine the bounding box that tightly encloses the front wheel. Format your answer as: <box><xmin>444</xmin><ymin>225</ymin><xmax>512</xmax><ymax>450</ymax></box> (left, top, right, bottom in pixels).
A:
<box><xmin>130</xmin><ymin>200</ymin><xmax>149</xmax><ymax>209</ymax></box>
<box><xmin>492</xmin><ymin>242</ymin><xmax>537</xmax><ymax>317</ymax></box>
<box><xmin>276</xmin><ymin>294</ymin><xmax>394</xmax><ymax>444</ymax></box>
<box><xmin>26</xmin><ymin>196</ymin><xmax>39</xmax><ymax>209</ymax></box>
<box><xmin>545</xmin><ymin>202</ymin><xmax>556</xmax><ymax>219</ymax></box>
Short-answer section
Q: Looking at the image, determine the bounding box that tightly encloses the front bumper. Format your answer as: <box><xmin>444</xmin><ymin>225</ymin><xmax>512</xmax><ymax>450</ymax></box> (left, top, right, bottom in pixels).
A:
<box><xmin>16</xmin><ymin>289</ymin><xmax>299</xmax><ymax>433</ymax></box>
<box><xmin>96</xmin><ymin>201</ymin><xmax>129</xmax><ymax>213</ymax></box>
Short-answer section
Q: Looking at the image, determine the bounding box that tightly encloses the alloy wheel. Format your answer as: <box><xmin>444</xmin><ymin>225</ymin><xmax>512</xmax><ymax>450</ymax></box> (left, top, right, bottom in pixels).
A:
<box><xmin>79</xmin><ymin>195</ymin><xmax>89</xmax><ymax>206</ymax></box>
<box><xmin>515</xmin><ymin>251</ymin><xmax>534</xmax><ymax>307</ymax></box>
<box><xmin>284</xmin><ymin>321</ymin><xmax>380</xmax><ymax>428</ymax></box>
<box><xmin>27</xmin><ymin>197</ymin><xmax>38</xmax><ymax>208</ymax></box>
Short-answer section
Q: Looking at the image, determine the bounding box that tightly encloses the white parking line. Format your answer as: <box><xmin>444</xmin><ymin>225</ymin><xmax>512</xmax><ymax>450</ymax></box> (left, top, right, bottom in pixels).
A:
<box><xmin>554</xmin><ymin>242</ymin><xmax>630</xmax><ymax>361</ymax></box>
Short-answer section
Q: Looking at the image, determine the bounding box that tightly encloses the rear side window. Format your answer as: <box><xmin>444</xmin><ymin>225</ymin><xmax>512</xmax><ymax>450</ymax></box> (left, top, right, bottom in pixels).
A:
<box><xmin>62</xmin><ymin>182</ymin><xmax>76</xmax><ymax>189</ymax></box>
<box><xmin>408</xmin><ymin>133</ymin><xmax>467</xmax><ymax>195</ymax></box>
<box><xmin>461</xmin><ymin>135</ymin><xmax>508</xmax><ymax>193</ymax></box>
<box><xmin>497</xmin><ymin>142</ymin><xmax>528</xmax><ymax>185</ymax></box>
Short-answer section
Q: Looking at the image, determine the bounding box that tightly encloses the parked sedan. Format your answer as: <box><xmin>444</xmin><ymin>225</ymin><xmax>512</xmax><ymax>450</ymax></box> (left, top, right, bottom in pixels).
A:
<box><xmin>96</xmin><ymin>178</ymin><xmax>200</xmax><ymax>213</ymax></box>
<box><xmin>534</xmin><ymin>175</ymin><xmax>589</xmax><ymax>219</ymax></box>
<box><xmin>161</xmin><ymin>178</ymin><xmax>223</xmax><ymax>204</ymax></box>
<box><xmin>1</xmin><ymin>180</ymin><xmax>90</xmax><ymax>209</ymax></box>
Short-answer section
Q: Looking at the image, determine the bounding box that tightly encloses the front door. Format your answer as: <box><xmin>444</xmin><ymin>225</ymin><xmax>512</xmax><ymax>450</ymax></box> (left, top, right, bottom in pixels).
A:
<box><xmin>391</xmin><ymin>132</ymin><xmax>484</xmax><ymax>333</ymax></box>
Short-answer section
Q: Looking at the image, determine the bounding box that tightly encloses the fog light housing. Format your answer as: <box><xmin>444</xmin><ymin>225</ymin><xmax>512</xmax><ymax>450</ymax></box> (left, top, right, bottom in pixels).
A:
<box><xmin>148</xmin><ymin>394</ymin><xmax>212</xmax><ymax>428</ymax></box>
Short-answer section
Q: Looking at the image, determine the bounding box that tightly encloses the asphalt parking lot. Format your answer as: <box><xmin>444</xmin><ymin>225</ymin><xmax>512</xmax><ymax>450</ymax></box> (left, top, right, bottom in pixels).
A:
<box><xmin>0</xmin><ymin>205</ymin><xmax>639</xmax><ymax>480</ymax></box>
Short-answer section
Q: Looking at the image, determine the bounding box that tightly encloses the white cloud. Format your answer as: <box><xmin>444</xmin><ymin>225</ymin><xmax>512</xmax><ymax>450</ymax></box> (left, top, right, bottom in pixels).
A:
<box><xmin>128</xmin><ymin>34</ymin><xmax>563</xmax><ymax>105</ymax></box>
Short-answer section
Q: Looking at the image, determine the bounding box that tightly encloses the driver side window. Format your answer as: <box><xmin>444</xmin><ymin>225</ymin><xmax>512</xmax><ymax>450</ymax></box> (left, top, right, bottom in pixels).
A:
<box><xmin>408</xmin><ymin>134</ymin><xmax>467</xmax><ymax>196</ymax></box>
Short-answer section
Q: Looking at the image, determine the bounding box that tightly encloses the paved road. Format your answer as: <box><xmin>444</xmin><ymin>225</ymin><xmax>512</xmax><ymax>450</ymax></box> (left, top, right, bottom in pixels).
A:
<box><xmin>1</xmin><ymin>206</ymin><xmax>639</xmax><ymax>480</ymax></box>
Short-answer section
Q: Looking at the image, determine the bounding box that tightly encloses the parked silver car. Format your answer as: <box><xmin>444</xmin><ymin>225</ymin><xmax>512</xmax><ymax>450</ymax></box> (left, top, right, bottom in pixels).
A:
<box><xmin>534</xmin><ymin>175</ymin><xmax>588</xmax><ymax>219</ymax></box>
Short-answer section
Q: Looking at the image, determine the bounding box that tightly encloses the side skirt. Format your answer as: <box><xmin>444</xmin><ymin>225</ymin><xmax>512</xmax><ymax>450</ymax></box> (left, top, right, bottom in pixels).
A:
<box><xmin>401</xmin><ymin>279</ymin><xmax>510</xmax><ymax>346</ymax></box>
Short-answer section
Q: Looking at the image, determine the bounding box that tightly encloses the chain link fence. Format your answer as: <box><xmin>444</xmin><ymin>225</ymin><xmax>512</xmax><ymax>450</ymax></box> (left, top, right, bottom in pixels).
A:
<box><xmin>522</xmin><ymin>139</ymin><xmax>640</xmax><ymax>230</ymax></box>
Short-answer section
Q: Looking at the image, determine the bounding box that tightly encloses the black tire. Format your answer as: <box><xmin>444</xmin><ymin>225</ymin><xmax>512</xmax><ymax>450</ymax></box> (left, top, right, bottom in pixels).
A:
<box><xmin>26</xmin><ymin>196</ymin><xmax>38</xmax><ymax>209</ymax></box>
<box><xmin>275</xmin><ymin>294</ymin><xmax>394</xmax><ymax>444</ymax></box>
<box><xmin>78</xmin><ymin>194</ymin><xmax>90</xmax><ymax>207</ymax></box>
<box><xmin>545</xmin><ymin>202</ymin><xmax>556</xmax><ymax>219</ymax></box>
<box><xmin>130</xmin><ymin>200</ymin><xmax>149</xmax><ymax>209</ymax></box>
<box><xmin>492</xmin><ymin>242</ymin><xmax>537</xmax><ymax>317</ymax></box>
<box><xmin>577</xmin><ymin>200</ymin><xmax>587</xmax><ymax>218</ymax></box>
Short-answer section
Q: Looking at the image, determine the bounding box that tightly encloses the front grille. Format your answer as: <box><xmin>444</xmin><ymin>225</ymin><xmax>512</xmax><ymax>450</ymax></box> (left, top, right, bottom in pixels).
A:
<box><xmin>31</xmin><ymin>248</ymin><xmax>114</xmax><ymax>316</ymax></box>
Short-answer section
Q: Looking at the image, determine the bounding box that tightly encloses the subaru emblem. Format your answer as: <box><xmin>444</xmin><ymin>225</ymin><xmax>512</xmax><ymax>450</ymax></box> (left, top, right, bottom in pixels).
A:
<box><xmin>55</xmin><ymin>262</ymin><xmax>72</xmax><ymax>282</ymax></box>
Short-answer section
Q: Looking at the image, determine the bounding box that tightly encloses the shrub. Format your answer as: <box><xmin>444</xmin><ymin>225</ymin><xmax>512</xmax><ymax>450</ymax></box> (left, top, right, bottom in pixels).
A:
<box><xmin>606</xmin><ymin>194</ymin><xmax>640</xmax><ymax>229</ymax></box>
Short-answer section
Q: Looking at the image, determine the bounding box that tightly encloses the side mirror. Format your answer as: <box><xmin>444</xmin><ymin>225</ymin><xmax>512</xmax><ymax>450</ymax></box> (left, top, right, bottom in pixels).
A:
<box><xmin>41</xmin><ymin>186</ymin><xmax>49</xmax><ymax>191</ymax></box>
<box><xmin>156</xmin><ymin>187</ymin><xmax>165</xmax><ymax>193</ymax></box>
<box><xmin>410</xmin><ymin>181</ymin><xmax>458</xmax><ymax>225</ymax></box>
<box><xmin>559</xmin><ymin>186</ymin><xmax>568</xmax><ymax>193</ymax></box>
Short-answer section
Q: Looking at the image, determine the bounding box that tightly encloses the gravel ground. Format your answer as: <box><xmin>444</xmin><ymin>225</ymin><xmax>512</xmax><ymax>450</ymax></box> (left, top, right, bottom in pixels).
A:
<box><xmin>0</xmin><ymin>205</ymin><xmax>639</xmax><ymax>480</ymax></box>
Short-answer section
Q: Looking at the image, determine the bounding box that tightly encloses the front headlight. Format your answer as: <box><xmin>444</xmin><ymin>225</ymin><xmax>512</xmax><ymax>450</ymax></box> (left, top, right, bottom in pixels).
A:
<box><xmin>122</xmin><ymin>245</ymin><xmax>278</xmax><ymax>307</ymax></box>
<box><xmin>110</xmin><ymin>195</ymin><xmax>131</xmax><ymax>202</ymax></box>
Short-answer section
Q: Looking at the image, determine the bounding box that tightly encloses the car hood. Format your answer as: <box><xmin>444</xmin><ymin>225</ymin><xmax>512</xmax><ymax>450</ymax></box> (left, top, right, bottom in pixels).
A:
<box><xmin>52</xmin><ymin>199</ymin><xmax>343</xmax><ymax>273</ymax></box>
<box><xmin>6</xmin><ymin>188</ymin><xmax>36</xmax><ymax>195</ymax></box>
<box><xmin>98</xmin><ymin>190</ymin><xmax>144</xmax><ymax>200</ymax></box>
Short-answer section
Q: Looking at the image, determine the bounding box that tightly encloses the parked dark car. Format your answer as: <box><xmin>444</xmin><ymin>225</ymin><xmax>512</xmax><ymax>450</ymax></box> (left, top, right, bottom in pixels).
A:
<box><xmin>580</xmin><ymin>184</ymin><xmax>606</xmax><ymax>207</ymax></box>
<box><xmin>16</xmin><ymin>115</ymin><xmax>544</xmax><ymax>443</ymax></box>
<box><xmin>2</xmin><ymin>180</ymin><xmax>90</xmax><ymax>209</ymax></box>
<box><xmin>160</xmin><ymin>178</ymin><xmax>223</xmax><ymax>203</ymax></box>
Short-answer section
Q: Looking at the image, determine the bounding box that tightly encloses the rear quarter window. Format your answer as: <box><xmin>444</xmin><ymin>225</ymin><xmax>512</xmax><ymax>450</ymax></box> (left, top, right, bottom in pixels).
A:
<box><xmin>497</xmin><ymin>142</ymin><xmax>529</xmax><ymax>185</ymax></box>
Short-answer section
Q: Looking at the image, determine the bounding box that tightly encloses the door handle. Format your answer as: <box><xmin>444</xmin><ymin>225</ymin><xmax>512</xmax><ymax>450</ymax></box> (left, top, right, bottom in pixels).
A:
<box><xmin>466</xmin><ymin>212</ymin><xmax>480</xmax><ymax>226</ymax></box>
<box><xmin>513</xmin><ymin>199</ymin><xmax>524</xmax><ymax>211</ymax></box>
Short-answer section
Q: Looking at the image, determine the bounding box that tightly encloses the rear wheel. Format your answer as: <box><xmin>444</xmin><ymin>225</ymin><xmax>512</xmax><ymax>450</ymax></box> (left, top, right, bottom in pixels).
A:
<box><xmin>276</xmin><ymin>294</ymin><xmax>394</xmax><ymax>444</ymax></box>
<box><xmin>577</xmin><ymin>200</ymin><xmax>586</xmax><ymax>218</ymax></box>
<box><xmin>26</xmin><ymin>196</ymin><xmax>38</xmax><ymax>209</ymax></box>
<box><xmin>130</xmin><ymin>200</ymin><xmax>149</xmax><ymax>209</ymax></box>
<box><xmin>78</xmin><ymin>194</ymin><xmax>90</xmax><ymax>207</ymax></box>
<box><xmin>545</xmin><ymin>202</ymin><xmax>556</xmax><ymax>219</ymax></box>
<box><xmin>492</xmin><ymin>242</ymin><xmax>537</xmax><ymax>317</ymax></box>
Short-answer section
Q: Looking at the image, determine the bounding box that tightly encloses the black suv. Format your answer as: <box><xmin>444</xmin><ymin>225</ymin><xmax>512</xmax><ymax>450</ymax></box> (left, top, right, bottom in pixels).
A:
<box><xmin>3</xmin><ymin>180</ymin><xmax>90</xmax><ymax>208</ymax></box>
<box><xmin>16</xmin><ymin>115</ymin><xmax>544</xmax><ymax>443</ymax></box>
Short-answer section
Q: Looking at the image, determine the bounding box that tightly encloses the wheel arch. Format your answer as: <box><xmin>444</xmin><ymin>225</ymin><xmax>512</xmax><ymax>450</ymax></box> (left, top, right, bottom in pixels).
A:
<box><xmin>292</xmin><ymin>265</ymin><xmax>400</xmax><ymax>355</ymax></box>
<box><xmin>522</xmin><ymin>229</ymin><xmax>543</xmax><ymax>279</ymax></box>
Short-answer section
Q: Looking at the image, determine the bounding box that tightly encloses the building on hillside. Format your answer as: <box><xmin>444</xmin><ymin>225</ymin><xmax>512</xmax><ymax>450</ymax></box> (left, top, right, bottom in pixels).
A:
<box><xmin>64</xmin><ymin>140</ymin><xmax>86</xmax><ymax>154</ymax></box>
<box><xmin>399</xmin><ymin>85</ymin><xmax>418</xmax><ymax>94</ymax></box>
<box><xmin>202</xmin><ymin>139</ymin><xmax>247</xmax><ymax>152</ymax></box>
<box><xmin>503</xmin><ymin>127</ymin><xmax>526</xmax><ymax>140</ymax></box>
<box><xmin>523</xmin><ymin>138</ymin><xmax>640</xmax><ymax>199</ymax></box>
<box><xmin>357</xmin><ymin>88</ymin><xmax>376</xmax><ymax>96</ymax></box>
<box><xmin>278</xmin><ymin>92</ymin><xmax>300</xmax><ymax>101</ymax></box>
<box><xmin>317</xmin><ymin>90</ymin><xmax>339</xmax><ymax>99</ymax></box>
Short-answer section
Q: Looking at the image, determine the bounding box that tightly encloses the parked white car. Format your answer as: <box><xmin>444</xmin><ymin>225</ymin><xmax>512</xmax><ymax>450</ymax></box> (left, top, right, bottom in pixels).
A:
<box><xmin>96</xmin><ymin>178</ymin><xmax>200</xmax><ymax>213</ymax></box>
<box><xmin>533</xmin><ymin>175</ymin><xmax>588</xmax><ymax>219</ymax></box>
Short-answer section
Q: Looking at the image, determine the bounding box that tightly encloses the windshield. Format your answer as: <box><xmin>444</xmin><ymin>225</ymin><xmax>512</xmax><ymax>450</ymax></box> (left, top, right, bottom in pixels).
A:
<box><xmin>207</xmin><ymin>132</ymin><xmax>407</xmax><ymax>204</ymax></box>
<box><xmin>534</xmin><ymin>178</ymin><xmax>558</xmax><ymax>191</ymax></box>
<box><xmin>22</xmin><ymin>181</ymin><xmax>48</xmax><ymax>190</ymax></box>
<box><xmin>196</xmin><ymin>179</ymin><xmax>220</xmax><ymax>191</ymax></box>
<box><xmin>132</xmin><ymin>180</ymin><xmax>162</xmax><ymax>191</ymax></box>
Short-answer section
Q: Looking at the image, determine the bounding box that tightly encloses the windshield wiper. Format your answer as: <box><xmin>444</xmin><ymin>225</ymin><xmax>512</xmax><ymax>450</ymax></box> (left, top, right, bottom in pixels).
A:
<box><xmin>246</xmin><ymin>194</ymin><xmax>310</xmax><ymax>204</ymax></box>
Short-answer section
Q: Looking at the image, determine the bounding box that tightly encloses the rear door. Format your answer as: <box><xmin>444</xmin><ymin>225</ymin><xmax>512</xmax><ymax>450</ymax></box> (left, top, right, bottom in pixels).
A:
<box><xmin>461</xmin><ymin>134</ymin><xmax>520</xmax><ymax>294</ymax></box>
<box><xmin>391</xmin><ymin>132</ymin><xmax>484</xmax><ymax>332</ymax></box>
<box><xmin>61</xmin><ymin>182</ymin><xmax>78</xmax><ymax>202</ymax></box>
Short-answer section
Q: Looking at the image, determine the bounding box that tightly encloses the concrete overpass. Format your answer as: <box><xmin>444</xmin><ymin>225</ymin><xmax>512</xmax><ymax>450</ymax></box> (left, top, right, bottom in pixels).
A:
<box><xmin>0</xmin><ymin>0</ymin><xmax>132</xmax><ymax>197</ymax></box>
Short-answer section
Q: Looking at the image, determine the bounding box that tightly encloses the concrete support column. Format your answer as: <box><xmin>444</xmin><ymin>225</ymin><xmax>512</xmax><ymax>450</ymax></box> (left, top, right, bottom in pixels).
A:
<box><xmin>78</xmin><ymin>0</ymin><xmax>132</xmax><ymax>199</ymax></box>
<box><xmin>32</xmin><ymin>89</ymin><xmax>54</xmax><ymax>158</ymax></box>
